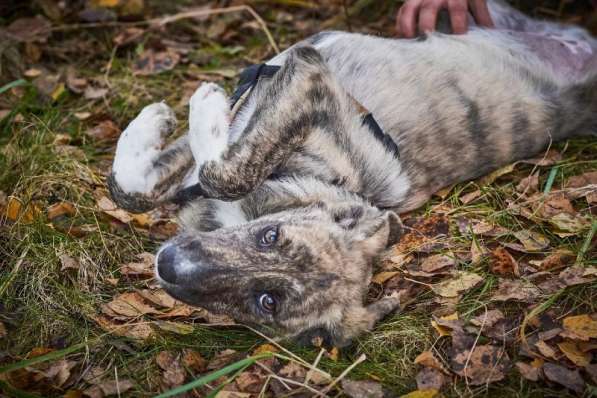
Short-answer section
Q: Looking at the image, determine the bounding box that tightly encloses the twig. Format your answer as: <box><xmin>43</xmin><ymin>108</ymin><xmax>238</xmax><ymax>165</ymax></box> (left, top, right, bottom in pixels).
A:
<box><xmin>48</xmin><ymin>5</ymin><xmax>279</xmax><ymax>54</ymax></box>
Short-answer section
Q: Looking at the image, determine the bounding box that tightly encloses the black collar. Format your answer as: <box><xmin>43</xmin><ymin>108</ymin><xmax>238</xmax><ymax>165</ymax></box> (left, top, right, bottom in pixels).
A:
<box><xmin>230</xmin><ymin>63</ymin><xmax>400</xmax><ymax>159</ymax></box>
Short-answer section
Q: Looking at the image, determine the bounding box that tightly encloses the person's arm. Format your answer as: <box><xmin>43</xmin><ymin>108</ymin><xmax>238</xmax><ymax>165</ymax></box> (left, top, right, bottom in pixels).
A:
<box><xmin>396</xmin><ymin>0</ymin><xmax>493</xmax><ymax>38</ymax></box>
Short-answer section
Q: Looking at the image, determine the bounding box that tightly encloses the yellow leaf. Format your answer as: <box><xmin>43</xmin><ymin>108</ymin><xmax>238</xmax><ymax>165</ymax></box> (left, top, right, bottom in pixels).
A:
<box><xmin>251</xmin><ymin>343</ymin><xmax>278</xmax><ymax>356</ymax></box>
<box><xmin>432</xmin><ymin>271</ymin><xmax>483</xmax><ymax>298</ymax></box>
<box><xmin>371</xmin><ymin>271</ymin><xmax>400</xmax><ymax>284</ymax></box>
<box><xmin>430</xmin><ymin>313</ymin><xmax>458</xmax><ymax>337</ymax></box>
<box><xmin>562</xmin><ymin>314</ymin><xmax>597</xmax><ymax>340</ymax></box>
<box><xmin>50</xmin><ymin>82</ymin><xmax>65</xmax><ymax>101</ymax></box>
<box><xmin>401</xmin><ymin>389</ymin><xmax>439</xmax><ymax>398</ymax></box>
<box><xmin>6</xmin><ymin>197</ymin><xmax>21</xmax><ymax>220</ymax></box>
<box><xmin>557</xmin><ymin>341</ymin><xmax>591</xmax><ymax>367</ymax></box>
<box><xmin>94</xmin><ymin>0</ymin><xmax>120</xmax><ymax>7</ymax></box>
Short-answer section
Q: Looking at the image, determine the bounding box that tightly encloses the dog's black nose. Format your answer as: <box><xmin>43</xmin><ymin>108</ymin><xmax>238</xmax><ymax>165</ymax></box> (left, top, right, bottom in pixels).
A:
<box><xmin>157</xmin><ymin>245</ymin><xmax>178</xmax><ymax>284</ymax></box>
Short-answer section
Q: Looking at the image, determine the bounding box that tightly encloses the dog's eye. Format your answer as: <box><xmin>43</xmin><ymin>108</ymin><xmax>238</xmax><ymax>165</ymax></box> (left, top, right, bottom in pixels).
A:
<box><xmin>258</xmin><ymin>226</ymin><xmax>278</xmax><ymax>247</ymax></box>
<box><xmin>258</xmin><ymin>293</ymin><xmax>276</xmax><ymax>313</ymax></box>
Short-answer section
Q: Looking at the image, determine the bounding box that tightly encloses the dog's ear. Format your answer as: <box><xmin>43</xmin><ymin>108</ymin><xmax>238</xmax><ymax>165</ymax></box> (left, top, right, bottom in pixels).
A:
<box><xmin>331</xmin><ymin>204</ymin><xmax>402</xmax><ymax>253</ymax></box>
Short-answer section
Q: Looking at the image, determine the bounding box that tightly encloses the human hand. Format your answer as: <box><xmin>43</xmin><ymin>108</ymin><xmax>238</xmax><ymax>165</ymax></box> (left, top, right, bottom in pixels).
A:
<box><xmin>396</xmin><ymin>0</ymin><xmax>494</xmax><ymax>38</ymax></box>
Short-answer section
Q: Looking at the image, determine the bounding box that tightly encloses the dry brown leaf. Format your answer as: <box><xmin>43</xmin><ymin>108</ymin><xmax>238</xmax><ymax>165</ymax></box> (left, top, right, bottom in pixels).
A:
<box><xmin>415</xmin><ymin>367</ymin><xmax>445</xmax><ymax>391</ymax></box>
<box><xmin>543</xmin><ymin>363</ymin><xmax>585</xmax><ymax>393</ymax></box>
<box><xmin>47</xmin><ymin>202</ymin><xmax>76</xmax><ymax>220</ymax></box>
<box><xmin>92</xmin><ymin>314</ymin><xmax>154</xmax><ymax>340</ymax></box>
<box><xmin>137</xmin><ymin>289</ymin><xmax>175</xmax><ymax>308</ymax></box>
<box><xmin>134</xmin><ymin>49</ymin><xmax>180</xmax><ymax>75</ymax></box>
<box><xmin>489</xmin><ymin>247</ymin><xmax>519</xmax><ymax>277</ymax></box>
<box><xmin>457</xmin><ymin>218</ymin><xmax>507</xmax><ymax>237</ymax></box>
<box><xmin>460</xmin><ymin>189</ymin><xmax>482</xmax><ymax>204</ymax></box>
<box><xmin>207</xmin><ymin>349</ymin><xmax>240</xmax><ymax>371</ymax></box>
<box><xmin>535</xmin><ymin>340</ymin><xmax>559</xmax><ymax>360</ymax></box>
<box><xmin>59</xmin><ymin>254</ymin><xmax>80</xmax><ymax>271</ymax></box>
<box><xmin>341</xmin><ymin>379</ymin><xmax>384</xmax><ymax>398</ymax></box>
<box><xmin>96</xmin><ymin>196</ymin><xmax>133</xmax><ymax>224</ymax></box>
<box><xmin>278</xmin><ymin>362</ymin><xmax>307</xmax><ymax>381</ymax></box>
<box><xmin>516</xmin><ymin>172</ymin><xmax>539</xmax><ymax>195</ymax></box>
<box><xmin>97</xmin><ymin>379</ymin><xmax>134</xmax><ymax>396</ymax></box>
<box><xmin>430</xmin><ymin>313</ymin><xmax>460</xmax><ymax>337</ymax></box>
<box><xmin>450</xmin><ymin>344</ymin><xmax>510</xmax><ymax>385</ymax></box>
<box><xmin>513</xmin><ymin>230</ymin><xmax>550</xmax><ymax>252</ymax></box>
<box><xmin>490</xmin><ymin>279</ymin><xmax>541</xmax><ymax>302</ymax></box>
<box><xmin>562</xmin><ymin>314</ymin><xmax>597</xmax><ymax>340</ymax></box>
<box><xmin>414</xmin><ymin>351</ymin><xmax>449</xmax><ymax>374</ymax></box>
<box><xmin>469</xmin><ymin>309</ymin><xmax>505</xmax><ymax>328</ymax></box>
<box><xmin>565</xmin><ymin>171</ymin><xmax>597</xmax><ymax>189</ymax></box>
<box><xmin>0</xmin><ymin>321</ymin><xmax>7</xmax><ymax>338</ymax></box>
<box><xmin>529</xmin><ymin>250</ymin><xmax>574</xmax><ymax>271</ymax></box>
<box><xmin>536</xmin><ymin>193</ymin><xmax>576</xmax><ymax>219</ymax></box>
<box><xmin>182</xmin><ymin>349</ymin><xmax>207</xmax><ymax>373</ymax></box>
<box><xmin>84</xmin><ymin>86</ymin><xmax>108</xmax><ymax>99</ymax></box>
<box><xmin>120</xmin><ymin>252</ymin><xmax>155</xmax><ymax>278</ymax></box>
<box><xmin>86</xmin><ymin>120</ymin><xmax>121</xmax><ymax>142</ymax></box>
<box><xmin>557</xmin><ymin>340</ymin><xmax>591</xmax><ymax>367</ymax></box>
<box><xmin>548</xmin><ymin>213</ymin><xmax>590</xmax><ymax>235</ymax></box>
<box><xmin>156</xmin><ymin>351</ymin><xmax>186</xmax><ymax>389</ymax></box>
<box><xmin>432</xmin><ymin>271</ymin><xmax>483</xmax><ymax>298</ymax></box>
<box><xmin>470</xmin><ymin>240</ymin><xmax>488</xmax><ymax>265</ymax></box>
<box><xmin>235</xmin><ymin>370</ymin><xmax>267</xmax><ymax>393</ymax></box>
<box><xmin>102</xmin><ymin>292</ymin><xmax>160</xmax><ymax>318</ymax></box>
<box><xmin>420</xmin><ymin>254</ymin><xmax>455</xmax><ymax>274</ymax></box>
<box><xmin>6</xmin><ymin>197</ymin><xmax>39</xmax><ymax>223</ymax></box>
<box><xmin>515</xmin><ymin>361</ymin><xmax>540</xmax><ymax>382</ymax></box>
<box><xmin>7</xmin><ymin>16</ymin><xmax>51</xmax><ymax>43</ymax></box>
<box><xmin>371</xmin><ymin>271</ymin><xmax>400</xmax><ymax>284</ymax></box>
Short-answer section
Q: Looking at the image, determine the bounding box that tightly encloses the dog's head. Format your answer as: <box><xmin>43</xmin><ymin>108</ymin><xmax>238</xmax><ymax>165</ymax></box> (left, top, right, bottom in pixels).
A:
<box><xmin>156</xmin><ymin>201</ymin><xmax>401</xmax><ymax>346</ymax></box>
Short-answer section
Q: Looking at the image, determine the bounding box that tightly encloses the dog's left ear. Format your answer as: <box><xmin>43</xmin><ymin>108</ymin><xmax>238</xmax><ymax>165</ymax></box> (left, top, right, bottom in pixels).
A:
<box><xmin>331</xmin><ymin>204</ymin><xmax>402</xmax><ymax>252</ymax></box>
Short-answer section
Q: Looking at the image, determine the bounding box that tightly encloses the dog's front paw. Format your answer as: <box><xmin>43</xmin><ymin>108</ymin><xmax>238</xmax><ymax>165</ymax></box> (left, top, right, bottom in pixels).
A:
<box><xmin>188</xmin><ymin>83</ymin><xmax>231</xmax><ymax>164</ymax></box>
<box><xmin>127</xmin><ymin>102</ymin><xmax>177</xmax><ymax>150</ymax></box>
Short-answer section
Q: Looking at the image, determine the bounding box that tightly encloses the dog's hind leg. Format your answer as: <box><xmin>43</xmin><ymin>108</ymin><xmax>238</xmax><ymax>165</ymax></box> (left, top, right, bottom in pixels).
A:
<box><xmin>108</xmin><ymin>103</ymin><xmax>195</xmax><ymax>213</ymax></box>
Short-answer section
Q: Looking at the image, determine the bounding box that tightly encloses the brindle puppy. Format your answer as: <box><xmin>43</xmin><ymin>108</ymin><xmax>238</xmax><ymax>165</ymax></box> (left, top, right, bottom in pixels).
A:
<box><xmin>108</xmin><ymin>0</ymin><xmax>597</xmax><ymax>345</ymax></box>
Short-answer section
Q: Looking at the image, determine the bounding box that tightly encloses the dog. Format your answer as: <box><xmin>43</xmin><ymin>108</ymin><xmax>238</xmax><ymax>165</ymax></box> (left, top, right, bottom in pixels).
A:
<box><xmin>108</xmin><ymin>0</ymin><xmax>597</xmax><ymax>346</ymax></box>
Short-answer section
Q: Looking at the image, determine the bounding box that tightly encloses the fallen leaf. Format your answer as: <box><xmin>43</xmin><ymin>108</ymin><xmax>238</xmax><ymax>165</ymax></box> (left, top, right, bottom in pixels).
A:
<box><xmin>420</xmin><ymin>254</ymin><xmax>455</xmax><ymax>274</ymax></box>
<box><xmin>6</xmin><ymin>16</ymin><xmax>51</xmax><ymax>42</ymax></box>
<box><xmin>96</xmin><ymin>196</ymin><xmax>133</xmax><ymax>223</ymax></box>
<box><xmin>536</xmin><ymin>193</ymin><xmax>576</xmax><ymax>219</ymax></box>
<box><xmin>74</xmin><ymin>112</ymin><xmax>92</xmax><ymax>120</ymax></box>
<box><xmin>235</xmin><ymin>370</ymin><xmax>267</xmax><ymax>393</ymax></box>
<box><xmin>134</xmin><ymin>49</ymin><xmax>180</xmax><ymax>75</ymax></box>
<box><xmin>516</xmin><ymin>172</ymin><xmax>539</xmax><ymax>195</ymax></box>
<box><xmin>431</xmin><ymin>313</ymin><xmax>460</xmax><ymax>337</ymax></box>
<box><xmin>557</xmin><ymin>340</ymin><xmax>591</xmax><ymax>367</ymax></box>
<box><xmin>515</xmin><ymin>361</ymin><xmax>540</xmax><ymax>382</ymax></box>
<box><xmin>120</xmin><ymin>252</ymin><xmax>155</xmax><ymax>278</ymax></box>
<box><xmin>470</xmin><ymin>309</ymin><xmax>505</xmax><ymax>328</ymax></box>
<box><xmin>207</xmin><ymin>349</ymin><xmax>240</xmax><ymax>371</ymax></box>
<box><xmin>92</xmin><ymin>314</ymin><xmax>154</xmax><ymax>340</ymax></box>
<box><xmin>59</xmin><ymin>254</ymin><xmax>79</xmax><ymax>271</ymax></box>
<box><xmin>450</xmin><ymin>344</ymin><xmax>510</xmax><ymax>385</ymax></box>
<box><xmin>0</xmin><ymin>321</ymin><xmax>6</xmax><ymax>338</ymax></box>
<box><xmin>535</xmin><ymin>340</ymin><xmax>559</xmax><ymax>360</ymax></box>
<box><xmin>137</xmin><ymin>289</ymin><xmax>175</xmax><ymax>308</ymax></box>
<box><xmin>415</xmin><ymin>367</ymin><xmax>445</xmax><ymax>391</ymax></box>
<box><xmin>489</xmin><ymin>247</ymin><xmax>519</xmax><ymax>277</ymax></box>
<box><xmin>460</xmin><ymin>189</ymin><xmax>482</xmax><ymax>204</ymax></box>
<box><xmin>47</xmin><ymin>202</ymin><xmax>76</xmax><ymax>220</ymax></box>
<box><xmin>66</xmin><ymin>67</ymin><xmax>87</xmax><ymax>94</ymax></box>
<box><xmin>102</xmin><ymin>292</ymin><xmax>160</xmax><ymax>318</ymax></box>
<box><xmin>414</xmin><ymin>350</ymin><xmax>449</xmax><ymax>374</ymax></box>
<box><xmin>251</xmin><ymin>343</ymin><xmax>278</xmax><ymax>356</ymax></box>
<box><xmin>278</xmin><ymin>362</ymin><xmax>307</xmax><ymax>381</ymax></box>
<box><xmin>341</xmin><ymin>379</ymin><xmax>384</xmax><ymax>398</ymax></box>
<box><xmin>529</xmin><ymin>250</ymin><xmax>574</xmax><ymax>271</ymax></box>
<box><xmin>85</xmin><ymin>120</ymin><xmax>121</xmax><ymax>142</ymax></box>
<box><xmin>432</xmin><ymin>271</ymin><xmax>483</xmax><ymax>298</ymax></box>
<box><xmin>154</xmin><ymin>320</ymin><xmax>194</xmax><ymax>335</ymax></box>
<box><xmin>457</xmin><ymin>218</ymin><xmax>507</xmax><ymax>237</ymax></box>
<box><xmin>400</xmin><ymin>390</ymin><xmax>439</xmax><ymax>398</ymax></box>
<box><xmin>543</xmin><ymin>363</ymin><xmax>585</xmax><ymax>393</ymax></box>
<box><xmin>548</xmin><ymin>213</ymin><xmax>590</xmax><ymax>235</ymax></box>
<box><xmin>562</xmin><ymin>314</ymin><xmax>597</xmax><ymax>340</ymax></box>
<box><xmin>97</xmin><ymin>379</ymin><xmax>134</xmax><ymax>396</ymax></box>
<box><xmin>84</xmin><ymin>86</ymin><xmax>108</xmax><ymax>99</ymax></box>
<box><xmin>513</xmin><ymin>230</ymin><xmax>550</xmax><ymax>252</ymax></box>
<box><xmin>565</xmin><ymin>171</ymin><xmax>597</xmax><ymax>189</ymax></box>
<box><xmin>490</xmin><ymin>279</ymin><xmax>541</xmax><ymax>302</ymax></box>
<box><xmin>156</xmin><ymin>351</ymin><xmax>186</xmax><ymax>389</ymax></box>
<box><xmin>470</xmin><ymin>240</ymin><xmax>488</xmax><ymax>265</ymax></box>
<box><xmin>182</xmin><ymin>349</ymin><xmax>207</xmax><ymax>373</ymax></box>
<box><xmin>371</xmin><ymin>271</ymin><xmax>400</xmax><ymax>284</ymax></box>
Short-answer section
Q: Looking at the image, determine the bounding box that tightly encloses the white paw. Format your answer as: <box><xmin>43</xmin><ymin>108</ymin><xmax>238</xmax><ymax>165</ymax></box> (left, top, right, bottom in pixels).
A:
<box><xmin>112</xmin><ymin>101</ymin><xmax>177</xmax><ymax>193</ymax></box>
<box><xmin>188</xmin><ymin>83</ymin><xmax>230</xmax><ymax>166</ymax></box>
<box><xmin>125</xmin><ymin>102</ymin><xmax>177</xmax><ymax>150</ymax></box>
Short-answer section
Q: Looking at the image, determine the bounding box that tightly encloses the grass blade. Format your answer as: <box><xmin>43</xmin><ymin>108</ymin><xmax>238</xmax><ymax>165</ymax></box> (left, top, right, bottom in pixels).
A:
<box><xmin>543</xmin><ymin>166</ymin><xmax>559</xmax><ymax>194</ymax></box>
<box><xmin>0</xmin><ymin>342</ymin><xmax>88</xmax><ymax>374</ymax></box>
<box><xmin>153</xmin><ymin>353</ymin><xmax>273</xmax><ymax>398</ymax></box>
<box><xmin>0</xmin><ymin>79</ymin><xmax>28</xmax><ymax>95</ymax></box>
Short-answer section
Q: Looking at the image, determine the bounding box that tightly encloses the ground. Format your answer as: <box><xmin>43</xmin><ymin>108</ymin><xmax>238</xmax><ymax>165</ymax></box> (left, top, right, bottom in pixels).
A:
<box><xmin>0</xmin><ymin>1</ymin><xmax>596</xmax><ymax>397</ymax></box>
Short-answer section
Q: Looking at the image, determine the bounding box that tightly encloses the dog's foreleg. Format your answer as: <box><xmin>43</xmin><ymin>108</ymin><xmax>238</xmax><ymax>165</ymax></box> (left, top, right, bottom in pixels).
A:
<box><xmin>109</xmin><ymin>103</ymin><xmax>195</xmax><ymax>213</ymax></box>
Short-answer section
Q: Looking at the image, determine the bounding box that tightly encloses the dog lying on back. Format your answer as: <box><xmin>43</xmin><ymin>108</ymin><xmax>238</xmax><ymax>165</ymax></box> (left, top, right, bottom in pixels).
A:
<box><xmin>108</xmin><ymin>0</ymin><xmax>597</xmax><ymax>346</ymax></box>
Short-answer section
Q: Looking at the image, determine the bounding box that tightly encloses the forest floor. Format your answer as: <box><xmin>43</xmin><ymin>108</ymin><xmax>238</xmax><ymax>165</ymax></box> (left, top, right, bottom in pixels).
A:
<box><xmin>0</xmin><ymin>1</ymin><xmax>596</xmax><ymax>397</ymax></box>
